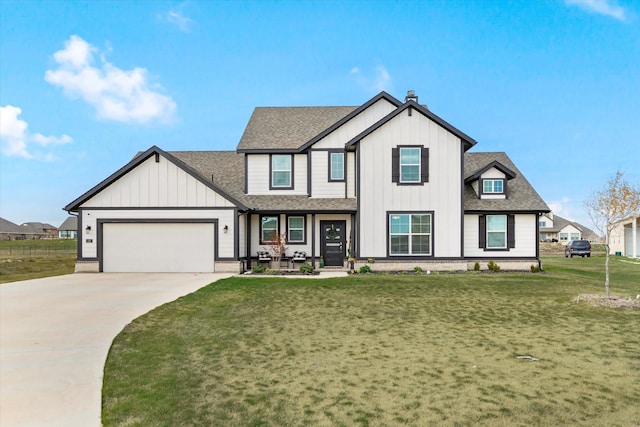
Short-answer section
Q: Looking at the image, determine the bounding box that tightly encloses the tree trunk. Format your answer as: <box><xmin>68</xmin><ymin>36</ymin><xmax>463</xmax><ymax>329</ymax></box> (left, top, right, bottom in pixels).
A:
<box><xmin>605</xmin><ymin>226</ymin><xmax>610</xmax><ymax>298</ymax></box>
<box><xmin>605</xmin><ymin>246</ymin><xmax>610</xmax><ymax>298</ymax></box>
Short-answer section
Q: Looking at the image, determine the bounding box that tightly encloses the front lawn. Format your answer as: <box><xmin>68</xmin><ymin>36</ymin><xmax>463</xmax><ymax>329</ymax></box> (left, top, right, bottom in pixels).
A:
<box><xmin>0</xmin><ymin>239</ymin><xmax>76</xmax><ymax>283</ymax></box>
<box><xmin>103</xmin><ymin>256</ymin><xmax>640</xmax><ymax>426</ymax></box>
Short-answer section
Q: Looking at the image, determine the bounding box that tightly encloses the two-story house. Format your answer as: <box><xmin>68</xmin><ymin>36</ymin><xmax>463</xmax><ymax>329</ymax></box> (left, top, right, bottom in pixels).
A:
<box><xmin>64</xmin><ymin>91</ymin><xmax>549</xmax><ymax>273</ymax></box>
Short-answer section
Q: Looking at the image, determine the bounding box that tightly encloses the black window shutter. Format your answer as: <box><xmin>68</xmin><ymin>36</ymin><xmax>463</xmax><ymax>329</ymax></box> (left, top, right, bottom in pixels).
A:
<box><xmin>507</xmin><ymin>214</ymin><xmax>516</xmax><ymax>248</ymax></box>
<box><xmin>391</xmin><ymin>147</ymin><xmax>399</xmax><ymax>183</ymax></box>
<box><xmin>421</xmin><ymin>147</ymin><xmax>429</xmax><ymax>183</ymax></box>
<box><xmin>478</xmin><ymin>215</ymin><xmax>486</xmax><ymax>248</ymax></box>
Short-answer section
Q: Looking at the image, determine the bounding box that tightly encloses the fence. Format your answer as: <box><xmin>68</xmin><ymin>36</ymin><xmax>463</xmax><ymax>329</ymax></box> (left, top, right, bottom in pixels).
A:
<box><xmin>0</xmin><ymin>243</ymin><xmax>77</xmax><ymax>258</ymax></box>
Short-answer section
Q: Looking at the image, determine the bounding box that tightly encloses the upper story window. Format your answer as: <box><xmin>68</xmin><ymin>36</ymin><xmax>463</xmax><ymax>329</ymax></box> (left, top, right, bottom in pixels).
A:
<box><xmin>482</xmin><ymin>179</ymin><xmax>504</xmax><ymax>194</ymax></box>
<box><xmin>270</xmin><ymin>154</ymin><xmax>293</xmax><ymax>189</ymax></box>
<box><xmin>400</xmin><ymin>148</ymin><xmax>421</xmax><ymax>183</ymax></box>
<box><xmin>392</xmin><ymin>145</ymin><xmax>429</xmax><ymax>185</ymax></box>
<box><xmin>539</xmin><ymin>221</ymin><xmax>547</xmax><ymax>227</ymax></box>
<box><xmin>329</xmin><ymin>151</ymin><xmax>345</xmax><ymax>182</ymax></box>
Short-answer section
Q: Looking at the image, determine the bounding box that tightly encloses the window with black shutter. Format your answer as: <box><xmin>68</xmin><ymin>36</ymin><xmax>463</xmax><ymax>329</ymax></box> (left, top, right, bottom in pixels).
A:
<box><xmin>392</xmin><ymin>145</ymin><xmax>429</xmax><ymax>185</ymax></box>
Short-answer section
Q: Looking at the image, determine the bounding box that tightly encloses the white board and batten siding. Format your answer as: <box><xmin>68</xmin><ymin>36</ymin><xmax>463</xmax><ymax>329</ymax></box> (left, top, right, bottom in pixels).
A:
<box><xmin>310</xmin><ymin>151</ymin><xmax>356</xmax><ymax>198</ymax></box>
<box><xmin>309</xmin><ymin>99</ymin><xmax>396</xmax><ymax>198</ymax></box>
<box><xmin>312</xmin><ymin>99</ymin><xmax>397</xmax><ymax>150</ymax></box>
<box><xmin>82</xmin><ymin>155</ymin><xmax>236</xmax><ymax>208</ymax></box>
<box><xmin>77</xmin><ymin>155</ymin><xmax>238</xmax><ymax>269</ymax></box>
<box><xmin>464</xmin><ymin>214</ymin><xmax>538</xmax><ymax>258</ymax></box>
<box><xmin>246</xmin><ymin>154</ymin><xmax>308</xmax><ymax>195</ymax></box>
<box><xmin>358</xmin><ymin>112</ymin><xmax>464</xmax><ymax>258</ymax></box>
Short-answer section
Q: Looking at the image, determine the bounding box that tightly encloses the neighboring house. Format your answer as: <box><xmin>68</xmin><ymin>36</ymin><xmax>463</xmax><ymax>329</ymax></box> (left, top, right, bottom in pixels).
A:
<box><xmin>0</xmin><ymin>218</ymin><xmax>56</xmax><ymax>240</ymax></box>
<box><xmin>58</xmin><ymin>216</ymin><xmax>78</xmax><ymax>239</ymax></box>
<box><xmin>538</xmin><ymin>213</ymin><xmax>599</xmax><ymax>243</ymax></box>
<box><xmin>0</xmin><ymin>217</ymin><xmax>22</xmax><ymax>240</ymax></box>
<box><xmin>19</xmin><ymin>222</ymin><xmax>58</xmax><ymax>239</ymax></box>
<box><xmin>64</xmin><ymin>91</ymin><xmax>550</xmax><ymax>273</ymax></box>
<box><xmin>609</xmin><ymin>215</ymin><xmax>639</xmax><ymax>258</ymax></box>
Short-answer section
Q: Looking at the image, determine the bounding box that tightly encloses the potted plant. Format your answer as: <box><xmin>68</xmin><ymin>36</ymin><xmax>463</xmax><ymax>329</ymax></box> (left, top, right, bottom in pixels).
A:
<box><xmin>347</xmin><ymin>249</ymin><xmax>356</xmax><ymax>272</ymax></box>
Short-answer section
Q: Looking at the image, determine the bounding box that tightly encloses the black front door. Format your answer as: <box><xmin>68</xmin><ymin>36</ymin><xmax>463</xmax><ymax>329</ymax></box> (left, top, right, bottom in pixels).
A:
<box><xmin>321</xmin><ymin>220</ymin><xmax>346</xmax><ymax>267</ymax></box>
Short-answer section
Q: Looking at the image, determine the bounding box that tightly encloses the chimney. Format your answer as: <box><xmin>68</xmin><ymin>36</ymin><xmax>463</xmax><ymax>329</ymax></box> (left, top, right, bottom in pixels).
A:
<box><xmin>405</xmin><ymin>90</ymin><xmax>418</xmax><ymax>103</ymax></box>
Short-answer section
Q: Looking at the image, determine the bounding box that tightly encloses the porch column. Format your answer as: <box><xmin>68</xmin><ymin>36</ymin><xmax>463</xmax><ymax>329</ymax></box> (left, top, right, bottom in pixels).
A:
<box><xmin>246</xmin><ymin>213</ymin><xmax>252</xmax><ymax>269</ymax></box>
<box><xmin>311</xmin><ymin>213</ymin><xmax>316</xmax><ymax>266</ymax></box>
<box><xmin>633</xmin><ymin>217</ymin><xmax>638</xmax><ymax>258</ymax></box>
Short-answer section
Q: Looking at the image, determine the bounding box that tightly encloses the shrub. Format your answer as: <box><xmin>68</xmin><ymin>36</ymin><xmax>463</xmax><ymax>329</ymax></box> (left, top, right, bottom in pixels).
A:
<box><xmin>359</xmin><ymin>265</ymin><xmax>372</xmax><ymax>274</ymax></box>
<box><xmin>473</xmin><ymin>262</ymin><xmax>480</xmax><ymax>271</ymax></box>
<box><xmin>530</xmin><ymin>264</ymin><xmax>540</xmax><ymax>273</ymax></box>
<box><xmin>413</xmin><ymin>266</ymin><xmax>423</xmax><ymax>274</ymax></box>
<box><xmin>252</xmin><ymin>264</ymin><xmax>266</xmax><ymax>274</ymax></box>
<box><xmin>299</xmin><ymin>262</ymin><xmax>314</xmax><ymax>274</ymax></box>
<box><xmin>487</xmin><ymin>260</ymin><xmax>501</xmax><ymax>272</ymax></box>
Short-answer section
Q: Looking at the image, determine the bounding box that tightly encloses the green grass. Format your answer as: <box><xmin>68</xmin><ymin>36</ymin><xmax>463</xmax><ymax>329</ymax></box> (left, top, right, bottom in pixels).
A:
<box><xmin>0</xmin><ymin>239</ymin><xmax>76</xmax><ymax>283</ymax></box>
<box><xmin>103</xmin><ymin>255</ymin><xmax>640</xmax><ymax>426</ymax></box>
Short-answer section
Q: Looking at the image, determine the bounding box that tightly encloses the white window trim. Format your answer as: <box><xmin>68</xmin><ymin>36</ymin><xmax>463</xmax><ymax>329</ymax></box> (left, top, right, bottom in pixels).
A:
<box><xmin>399</xmin><ymin>147</ymin><xmax>421</xmax><ymax>183</ymax></box>
<box><xmin>486</xmin><ymin>214</ymin><xmax>507</xmax><ymax>249</ymax></box>
<box><xmin>329</xmin><ymin>152</ymin><xmax>345</xmax><ymax>181</ymax></box>
<box><xmin>261</xmin><ymin>215</ymin><xmax>279</xmax><ymax>243</ymax></box>
<box><xmin>483</xmin><ymin>179</ymin><xmax>504</xmax><ymax>194</ymax></box>
<box><xmin>287</xmin><ymin>216</ymin><xmax>305</xmax><ymax>243</ymax></box>
<box><xmin>389</xmin><ymin>212</ymin><xmax>432</xmax><ymax>256</ymax></box>
<box><xmin>271</xmin><ymin>155</ymin><xmax>292</xmax><ymax>189</ymax></box>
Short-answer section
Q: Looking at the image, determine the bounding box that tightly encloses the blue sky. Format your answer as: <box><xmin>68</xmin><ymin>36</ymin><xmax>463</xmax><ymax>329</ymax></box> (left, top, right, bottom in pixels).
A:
<box><xmin>1</xmin><ymin>0</ymin><xmax>638</xmax><ymax>232</ymax></box>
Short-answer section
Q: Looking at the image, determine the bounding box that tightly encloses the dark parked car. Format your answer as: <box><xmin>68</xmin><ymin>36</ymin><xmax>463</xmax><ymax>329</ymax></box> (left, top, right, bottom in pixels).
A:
<box><xmin>565</xmin><ymin>240</ymin><xmax>591</xmax><ymax>258</ymax></box>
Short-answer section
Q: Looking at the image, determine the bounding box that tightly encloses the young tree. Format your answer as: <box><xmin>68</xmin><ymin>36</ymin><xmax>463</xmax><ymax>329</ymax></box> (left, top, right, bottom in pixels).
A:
<box><xmin>584</xmin><ymin>171</ymin><xmax>640</xmax><ymax>297</ymax></box>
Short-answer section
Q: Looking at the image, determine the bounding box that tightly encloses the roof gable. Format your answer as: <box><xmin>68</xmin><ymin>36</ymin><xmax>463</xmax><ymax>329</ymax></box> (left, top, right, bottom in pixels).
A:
<box><xmin>236</xmin><ymin>91</ymin><xmax>403</xmax><ymax>152</ymax></box>
<box><xmin>297</xmin><ymin>91</ymin><xmax>402</xmax><ymax>151</ymax></box>
<box><xmin>463</xmin><ymin>152</ymin><xmax>549</xmax><ymax>213</ymax></box>
<box><xmin>464</xmin><ymin>160</ymin><xmax>517</xmax><ymax>184</ymax></box>
<box><xmin>64</xmin><ymin>146</ymin><xmax>247</xmax><ymax>211</ymax></box>
<box><xmin>345</xmin><ymin>100</ymin><xmax>477</xmax><ymax>151</ymax></box>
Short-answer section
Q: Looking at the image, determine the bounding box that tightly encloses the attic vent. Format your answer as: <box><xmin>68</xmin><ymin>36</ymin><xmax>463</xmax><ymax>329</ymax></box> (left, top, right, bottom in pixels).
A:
<box><xmin>405</xmin><ymin>90</ymin><xmax>418</xmax><ymax>103</ymax></box>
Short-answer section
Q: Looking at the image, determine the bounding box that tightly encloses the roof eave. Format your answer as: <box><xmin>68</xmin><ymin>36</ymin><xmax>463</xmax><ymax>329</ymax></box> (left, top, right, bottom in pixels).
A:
<box><xmin>346</xmin><ymin>101</ymin><xmax>477</xmax><ymax>149</ymax></box>
<box><xmin>297</xmin><ymin>91</ymin><xmax>403</xmax><ymax>152</ymax></box>
<box><xmin>65</xmin><ymin>146</ymin><xmax>249</xmax><ymax>212</ymax></box>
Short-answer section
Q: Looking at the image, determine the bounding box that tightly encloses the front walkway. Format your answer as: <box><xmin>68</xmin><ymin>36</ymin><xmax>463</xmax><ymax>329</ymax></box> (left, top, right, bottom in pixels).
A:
<box><xmin>0</xmin><ymin>273</ymin><xmax>230</xmax><ymax>427</ymax></box>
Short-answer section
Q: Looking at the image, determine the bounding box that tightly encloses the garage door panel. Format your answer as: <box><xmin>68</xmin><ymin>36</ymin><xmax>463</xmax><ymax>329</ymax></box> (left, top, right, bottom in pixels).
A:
<box><xmin>102</xmin><ymin>223</ymin><xmax>215</xmax><ymax>272</ymax></box>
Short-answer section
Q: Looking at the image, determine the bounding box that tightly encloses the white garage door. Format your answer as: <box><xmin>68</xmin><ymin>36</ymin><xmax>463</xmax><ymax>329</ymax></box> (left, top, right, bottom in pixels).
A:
<box><xmin>102</xmin><ymin>222</ymin><xmax>215</xmax><ymax>272</ymax></box>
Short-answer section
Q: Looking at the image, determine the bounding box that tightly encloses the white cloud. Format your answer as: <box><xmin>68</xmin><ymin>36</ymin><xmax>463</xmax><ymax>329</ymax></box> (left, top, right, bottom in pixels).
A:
<box><xmin>548</xmin><ymin>197</ymin><xmax>576</xmax><ymax>221</ymax></box>
<box><xmin>566</xmin><ymin>0</ymin><xmax>627</xmax><ymax>21</ymax></box>
<box><xmin>45</xmin><ymin>35</ymin><xmax>176</xmax><ymax>124</ymax></box>
<box><xmin>166</xmin><ymin>9</ymin><xmax>193</xmax><ymax>32</ymax></box>
<box><xmin>0</xmin><ymin>105</ymin><xmax>72</xmax><ymax>159</ymax></box>
<box><xmin>350</xmin><ymin>65</ymin><xmax>393</xmax><ymax>93</ymax></box>
<box><xmin>31</xmin><ymin>133</ymin><xmax>73</xmax><ymax>146</ymax></box>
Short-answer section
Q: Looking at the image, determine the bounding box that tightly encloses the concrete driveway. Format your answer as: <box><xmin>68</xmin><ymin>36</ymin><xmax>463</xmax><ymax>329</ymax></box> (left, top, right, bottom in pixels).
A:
<box><xmin>0</xmin><ymin>272</ymin><xmax>231</xmax><ymax>427</ymax></box>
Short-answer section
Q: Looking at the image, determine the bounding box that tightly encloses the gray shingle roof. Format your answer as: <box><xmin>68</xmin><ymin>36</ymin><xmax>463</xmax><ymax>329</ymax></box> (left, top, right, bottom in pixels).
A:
<box><xmin>169</xmin><ymin>151</ymin><xmax>356</xmax><ymax>212</ymax></box>
<box><xmin>541</xmin><ymin>213</ymin><xmax>599</xmax><ymax>239</ymax></box>
<box><xmin>464</xmin><ymin>152</ymin><xmax>549</xmax><ymax>212</ymax></box>
<box><xmin>0</xmin><ymin>217</ymin><xmax>21</xmax><ymax>233</ymax></box>
<box><xmin>58</xmin><ymin>216</ymin><xmax>78</xmax><ymax>230</ymax></box>
<box><xmin>169</xmin><ymin>150</ymin><xmax>548</xmax><ymax>213</ymax></box>
<box><xmin>237</xmin><ymin>106</ymin><xmax>358</xmax><ymax>151</ymax></box>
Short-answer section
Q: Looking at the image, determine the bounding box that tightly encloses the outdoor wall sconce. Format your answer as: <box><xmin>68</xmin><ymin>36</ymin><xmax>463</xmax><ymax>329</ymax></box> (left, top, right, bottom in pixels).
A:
<box><xmin>85</xmin><ymin>225</ymin><xmax>91</xmax><ymax>234</ymax></box>
<box><xmin>223</xmin><ymin>225</ymin><xmax>229</xmax><ymax>233</ymax></box>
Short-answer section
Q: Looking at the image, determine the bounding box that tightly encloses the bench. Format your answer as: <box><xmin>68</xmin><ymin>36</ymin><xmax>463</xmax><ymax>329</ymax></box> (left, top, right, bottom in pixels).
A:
<box><xmin>257</xmin><ymin>251</ymin><xmax>271</xmax><ymax>266</ymax></box>
<box><xmin>290</xmin><ymin>251</ymin><xmax>307</xmax><ymax>268</ymax></box>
